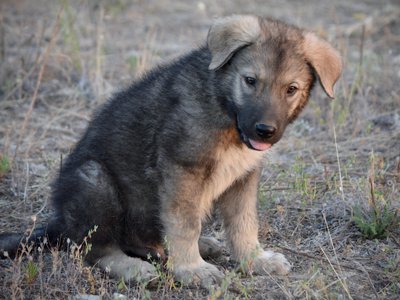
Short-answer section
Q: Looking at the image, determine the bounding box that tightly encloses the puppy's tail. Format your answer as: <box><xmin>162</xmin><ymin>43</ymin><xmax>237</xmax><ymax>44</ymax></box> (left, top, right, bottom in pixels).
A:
<box><xmin>0</xmin><ymin>220</ymin><xmax>62</xmax><ymax>259</ymax></box>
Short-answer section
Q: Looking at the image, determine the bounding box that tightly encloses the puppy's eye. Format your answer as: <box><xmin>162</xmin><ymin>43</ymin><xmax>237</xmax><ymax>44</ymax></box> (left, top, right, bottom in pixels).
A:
<box><xmin>245</xmin><ymin>76</ymin><xmax>256</xmax><ymax>86</ymax></box>
<box><xmin>287</xmin><ymin>85</ymin><xmax>298</xmax><ymax>96</ymax></box>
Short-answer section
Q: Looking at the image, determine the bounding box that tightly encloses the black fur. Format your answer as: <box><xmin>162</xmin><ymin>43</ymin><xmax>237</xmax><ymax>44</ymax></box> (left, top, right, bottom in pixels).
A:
<box><xmin>1</xmin><ymin>46</ymin><xmax>238</xmax><ymax>261</ymax></box>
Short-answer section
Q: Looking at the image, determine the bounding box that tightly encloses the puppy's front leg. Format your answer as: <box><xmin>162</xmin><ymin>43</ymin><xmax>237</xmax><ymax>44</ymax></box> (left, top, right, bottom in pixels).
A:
<box><xmin>160</xmin><ymin>172</ymin><xmax>223</xmax><ymax>287</ymax></box>
<box><xmin>218</xmin><ymin>168</ymin><xmax>291</xmax><ymax>276</ymax></box>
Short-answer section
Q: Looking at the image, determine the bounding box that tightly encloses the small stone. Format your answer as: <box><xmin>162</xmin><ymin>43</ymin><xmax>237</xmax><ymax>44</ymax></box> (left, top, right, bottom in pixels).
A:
<box><xmin>112</xmin><ymin>293</ymin><xmax>128</xmax><ymax>300</ymax></box>
<box><xmin>70</xmin><ymin>294</ymin><xmax>101</xmax><ymax>300</ymax></box>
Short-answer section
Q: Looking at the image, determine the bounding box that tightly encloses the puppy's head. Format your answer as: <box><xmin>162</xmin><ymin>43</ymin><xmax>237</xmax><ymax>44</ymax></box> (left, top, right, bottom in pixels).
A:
<box><xmin>208</xmin><ymin>15</ymin><xmax>342</xmax><ymax>151</ymax></box>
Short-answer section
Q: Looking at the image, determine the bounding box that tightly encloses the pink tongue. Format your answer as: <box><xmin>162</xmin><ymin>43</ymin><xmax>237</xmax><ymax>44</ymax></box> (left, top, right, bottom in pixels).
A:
<box><xmin>249</xmin><ymin>139</ymin><xmax>272</xmax><ymax>151</ymax></box>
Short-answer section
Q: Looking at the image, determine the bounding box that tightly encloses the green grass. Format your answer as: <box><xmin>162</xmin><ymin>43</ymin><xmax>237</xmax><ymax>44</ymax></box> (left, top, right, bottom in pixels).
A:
<box><xmin>353</xmin><ymin>153</ymin><xmax>399</xmax><ymax>239</ymax></box>
<box><xmin>0</xmin><ymin>154</ymin><xmax>10</xmax><ymax>177</ymax></box>
<box><xmin>60</xmin><ymin>0</ymin><xmax>82</xmax><ymax>72</ymax></box>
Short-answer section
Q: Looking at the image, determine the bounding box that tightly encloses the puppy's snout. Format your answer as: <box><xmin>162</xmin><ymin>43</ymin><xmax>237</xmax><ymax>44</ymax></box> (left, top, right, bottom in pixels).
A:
<box><xmin>255</xmin><ymin>123</ymin><xmax>276</xmax><ymax>139</ymax></box>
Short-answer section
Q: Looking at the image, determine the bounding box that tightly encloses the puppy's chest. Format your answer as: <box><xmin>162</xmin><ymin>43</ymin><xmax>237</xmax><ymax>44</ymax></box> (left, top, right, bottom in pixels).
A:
<box><xmin>203</xmin><ymin>145</ymin><xmax>264</xmax><ymax>203</ymax></box>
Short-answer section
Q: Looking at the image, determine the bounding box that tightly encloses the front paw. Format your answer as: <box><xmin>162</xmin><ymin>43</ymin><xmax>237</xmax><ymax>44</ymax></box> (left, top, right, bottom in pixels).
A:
<box><xmin>173</xmin><ymin>260</ymin><xmax>224</xmax><ymax>287</ymax></box>
<box><xmin>244</xmin><ymin>250</ymin><xmax>291</xmax><ymax>275</ymax></box>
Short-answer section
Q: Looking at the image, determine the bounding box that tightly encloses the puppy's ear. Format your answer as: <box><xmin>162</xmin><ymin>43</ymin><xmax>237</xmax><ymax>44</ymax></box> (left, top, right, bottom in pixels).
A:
<box><xmin>208</xmin><ymin>15</ymin><xmax>260</xmax><ymax>70</ymax></box>
<box><xmin>303</xmin><ymin>32</ymin><xmax>342</xmax><ymax>98</ymax></box>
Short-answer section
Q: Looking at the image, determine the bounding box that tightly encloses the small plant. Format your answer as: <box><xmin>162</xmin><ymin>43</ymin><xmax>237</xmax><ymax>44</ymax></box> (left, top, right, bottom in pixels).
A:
<box><xmin>25</xmin><ymin>259</ymin><xmax>39</xmax><ymax>284</ymax></box>
<box><xmin>208</xmin><ymin>269</ymin><xmax>252</xmax><ymax>300</ymax></box>
<box><xmin>293</xmin><ymin>156</ymin><xmax>317</xmax><ymax>202</ymax></box>
<box><xmin>353</xmin><ymin>153</ymin><xmax>399</xmax><ymax>239</ymax></box>
<box><xmin>353</xmin><ymin>199</ymin><xmax>398</xmax><ymax>239</ymax></box>
<box><xmin>60</xmin><ymin>0</ymin><xmax>82</xmax><ymax>72</ymax></box>
<box><xmin>127</xmin><ymin>55</ymin><xmax>138</xmax><ymax>74</ymax></box>
<box><xmin>209</xmin><ymin>250</ymin><xmax>258</xmax><ymax>299</ymax></box>
<box><xmin>69</xmin><ymin>225</ymin><xmax>98</xmax><ymax>260</ymax></box>
<box><xmin>117</xmin><ymin>277</ymin><xmax>128</xmax><ymax>292</ymax></box>
<box><xmin>0</xmin><ymin>154</ymin><xmax>10</xmax><ymax>177</ymax></box>
<box><xmin>154</xmin><ymin>239</ymin><xmax>180</xmax><ymax>293</ymax></box>
<box><xmin>153</xmin><ymin>258</ymin><xmax>176</xmax><ymax>292</ymax></box>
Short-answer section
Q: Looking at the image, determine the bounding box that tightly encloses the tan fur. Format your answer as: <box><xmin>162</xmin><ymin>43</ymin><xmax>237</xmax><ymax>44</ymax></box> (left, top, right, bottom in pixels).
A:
<box><xmin>286</xmin><ymin>78</ymin><xmax>314</xmax><ymax>119</ymax></box>
<box><xmin>164</xmin><ymin>130</ymin><xmax>265</xmax><ymax>283</ymax></box>
<box><xmin>303</xmin><ymin>32</ymin><xmax>342</xmax><ymax>98</ymax></box>
<box><xmin>208</xmin><ymin>15</ymin><xmax>261</xmax><ymax>70</ymax></box>
<box><xmin>199</xmin><ymin>139</ymin><xmax>265</xmax><ymax>217</ymax></box>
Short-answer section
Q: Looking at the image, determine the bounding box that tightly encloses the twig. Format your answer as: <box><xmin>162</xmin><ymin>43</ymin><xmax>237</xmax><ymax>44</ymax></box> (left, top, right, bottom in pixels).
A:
<box><xmin>264</xmin><ymin>269</ymin><xmax>293</xmax><ymax>299</ymax></box>
<box><xmin>23</xmin><ymin>163</ymin><xmax>30</xmax><ymax>203</ymax></box>
<box><xmin>278</xmin><ymin>245</ymin><xmax>394</xmax><ymax>279</ymax></box>
<box><xmin>315</xmin><ymin>277</ymin><xmax>344</xmax><ymax>295</ymax></box>
<box><xmin>319</xmin><ymin>245</ymin><xmax>353</xmax><ymax>299</ymax></box>
<box><xmin>389</xmin><ymin>233</ymin><xmax>400</xmax><ymax>247</ymax></box>
<box><xmin>95</xmin><ymin>3</ymin><xmax>104</xmax><ymax>98</ymax></box>
<box><xmin>359</xmin><ymin>25</ymin><xmax>365</xmax><ymax>68</ymax></box>
<box><xmin>278</xmin><ymin>246</ymin><xmax>342</xmax><ymax>265</ymax></box>
<box><xmin>353</xmin><ymin>260</ymin><xmax>380</xmax><ymax>299</ymax></box>
<box><xmin>13</xmin><ymin>8</ymin><xmax>63</xmax><ymax>162</ymax></box>
<box><xmin>368</xmin><ymin>152</ymin><xmax>377</xmax><ymax>210</ymax></box>
<box><xmin>332</xmin><ymin>121</ymin><xmax>345</xmax><ymax>203</ymax></box>
<box><xmin>263</xmin><ymin>186</ymin><xmax>293</xmax><ymax>192</ymax></box>
<box><xmin>322</xmin><ymin>212</ymin><xmax>354</xmax><ymax>298</ymax></box>
<box><xmin>2</xmin><ymin>19</ymin><xmax>45</xmax><ymax>102</ymax></box>
<box><xmin>322</xmin><ymin>212</ymin><xmax>342</xmax><ymax>275</ymax></box>
<box><xmin>0</xmin><ymin>11</ymin><xmax>4</xmax><ymax>62</ymax></box>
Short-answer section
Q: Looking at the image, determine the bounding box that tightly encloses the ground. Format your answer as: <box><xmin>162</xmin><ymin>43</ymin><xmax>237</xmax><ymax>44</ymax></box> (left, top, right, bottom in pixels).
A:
<box><xmin>0</xmin><ymin>0</ymin><xmax>399</xmax><ymax>299</ymax></box>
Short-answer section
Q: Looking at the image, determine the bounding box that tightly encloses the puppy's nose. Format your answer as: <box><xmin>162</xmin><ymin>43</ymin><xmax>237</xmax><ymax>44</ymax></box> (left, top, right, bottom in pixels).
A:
<box><xmin>255</xmin><ymin>123</ymin><xmax>276</xmax><ymax>139</ymax></box>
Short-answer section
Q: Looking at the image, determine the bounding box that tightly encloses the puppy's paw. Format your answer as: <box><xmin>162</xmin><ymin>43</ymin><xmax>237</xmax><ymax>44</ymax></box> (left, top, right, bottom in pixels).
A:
<box><xmin>250</xmin><ymin>250</ymin><xmax>291</xmax><ymax>275</ymax></box>
<box><xmin>100</xmin><ymin>255</ymin><xmax>158</xmax><ymax>284</ymax></box>
<box><xmin>174</xmin><ymin>261</ymin><xmax>224</xmax><ymax>288</ymax></box>
<box><xmin>199</xmin><ymin>236</ymin><xmax>223</xmax><ymax>259</ymax></box>
<box><xmin>125</xmin><ymin>259</ymin><xmax>159</xmax><ymax>282</ymax></box>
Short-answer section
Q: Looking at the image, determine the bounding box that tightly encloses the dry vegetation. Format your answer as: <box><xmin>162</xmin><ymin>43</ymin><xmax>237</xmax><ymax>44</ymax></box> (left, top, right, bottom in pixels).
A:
<box><xmin>0</xmin><ymin>0</ymin><xmax>399</xmax><ymax>299</ymax></box>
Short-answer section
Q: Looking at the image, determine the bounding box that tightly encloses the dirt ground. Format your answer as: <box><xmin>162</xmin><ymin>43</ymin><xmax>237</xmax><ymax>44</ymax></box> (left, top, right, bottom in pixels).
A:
<box><xmin>0</xmin><ymin>0</ymin><xmax>399</xmax><ymax>299</ymax></box>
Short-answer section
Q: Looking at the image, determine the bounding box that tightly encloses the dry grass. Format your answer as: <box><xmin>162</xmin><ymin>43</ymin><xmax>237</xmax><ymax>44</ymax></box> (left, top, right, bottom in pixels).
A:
<box><xmin>0</xmin><ymin>0</ymin><xmax>399</xmax><ymax>299</ymax></box>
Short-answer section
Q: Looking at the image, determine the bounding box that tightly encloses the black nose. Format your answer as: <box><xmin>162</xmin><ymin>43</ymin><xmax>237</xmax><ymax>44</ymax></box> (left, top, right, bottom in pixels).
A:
<box><xmin>255</xmin><ymin>123</ymin><xmax>276</xmax><ymax>138</ymax></box>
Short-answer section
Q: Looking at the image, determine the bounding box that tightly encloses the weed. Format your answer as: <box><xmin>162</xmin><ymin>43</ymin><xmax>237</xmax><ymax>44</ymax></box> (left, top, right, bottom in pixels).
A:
<box><xmin>152</xmin><ymin>258</ymin><xmax>177</xmax><ymax>292</ymax></box>
<box><xmin>60</xmin><ymin>0</ymin><xmax>82</xmax><ymax>72</ymax></box>
<box><xmin>353</xmin><ymin>202</ymin><xmax>398</xmax><ymax>239</ymax></box>
<box><xmin>117</xmin><ymin>277</ymin><xmax>128</xmax><ymax>292</ymax></box>
<box><xmin>209</xmin><ymin>249</ymin><xmax>261</xmax><ymax>299</ymax></box>
<box><xmin>0</xmin><ymin>153</ymin><xmax>10</xmax><ymax>177</ymax></box>
<box><xmin>208</xmin><ymin>269</ymin><xmax>252</xmax><ymax>300</ymax></box>
<box><xmin>25</xmin><ymin>259</ymin><xmax>39</xmax><ymax>284</ymax></box>
<box><xmin>127</xmin><ymin>55</ymin><xmax>138</xmax><ymax>74</ymax></box>
<box><xmin>69</xmin><ymin>225</ymin><xmax>98</xmax><ymax>261</ymax></box>
<box><xmin>104</xmin><ymin>0</ymin><xmax>129</xmax><ymax>16</ymax></box>
<box><xmin>353</xmin><ymin>153</ymin><xmax>399</xmax><ymax>239</ymax></box>
<box><xmin>293</xmin><ymin>156</ymin><xmax>317</xmax><ymax>202</ymax></box>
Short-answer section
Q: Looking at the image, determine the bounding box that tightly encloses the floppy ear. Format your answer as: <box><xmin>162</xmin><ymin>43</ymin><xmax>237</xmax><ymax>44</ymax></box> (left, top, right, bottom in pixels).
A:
<box><xmin>207</xmin><ymin>15</ymin><xmax>260</xmax><ymax>70</ymax></box>
<box><xmin>303</xmin><ymin>32</ymin><xmax>342</xmax><ymax>98</ymax></box>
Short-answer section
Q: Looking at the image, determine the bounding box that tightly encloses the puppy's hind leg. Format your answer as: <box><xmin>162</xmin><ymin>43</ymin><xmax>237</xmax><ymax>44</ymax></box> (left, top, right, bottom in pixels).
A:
<box><xmin>96</xmin><ymin>246</ymin><xmax>158</xmax><ymax>284</ymax></box>
<box><xmin>56</xmin><ymin>160</ymin><xmax>158</xmax><ymax>283</ymax></box>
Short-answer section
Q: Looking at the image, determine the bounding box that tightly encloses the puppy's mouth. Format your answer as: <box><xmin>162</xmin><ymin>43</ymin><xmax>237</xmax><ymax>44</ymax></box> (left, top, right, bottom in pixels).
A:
<box><xmin>236</xmin><ymin>123</ymin><xmax>272</xmax><ymax>152</ymax></box>
<box><xmin>248</xmin><ymin>138</ymin><xmax>272</xmax><ymax>151</ymax></box>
